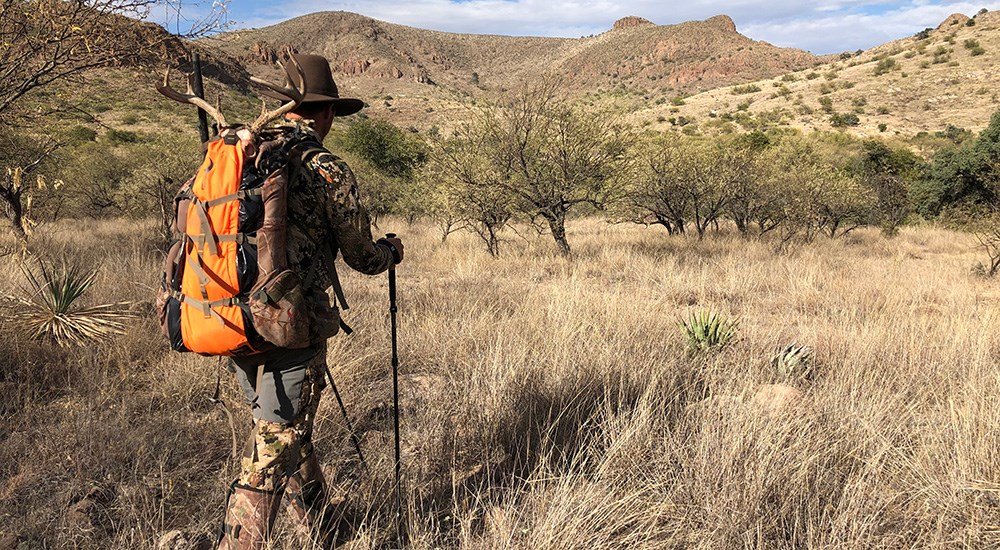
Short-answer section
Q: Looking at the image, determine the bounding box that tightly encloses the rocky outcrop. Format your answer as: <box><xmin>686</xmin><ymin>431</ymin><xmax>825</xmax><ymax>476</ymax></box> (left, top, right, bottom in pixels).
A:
<box><xmin>937</xmin><ymin>13</ymin><xmax>971</xmax><ymax>29</ymax></box>
<box><xmin>245</xmin><ymin>41</ymin><xmax>298</xmax><ymax>64</ymax></box>
<box><xmin>342</xmin><ymin>58</ymin><xmax>373</xmax><ymax>75</ymax></box>
<box><xmin>707</xmin><ymin>15</ymin><xmax>737</xmax><ymax>33</ymax></box>
<box><xmin>413</xmin><ymin>66</ymin><xmax>434</xmax><ymax>84</ymax></box>
<box><xmin>612</xmin><ymin>16</ymin><xmax>655</xmax><ymax>31</ymax></box>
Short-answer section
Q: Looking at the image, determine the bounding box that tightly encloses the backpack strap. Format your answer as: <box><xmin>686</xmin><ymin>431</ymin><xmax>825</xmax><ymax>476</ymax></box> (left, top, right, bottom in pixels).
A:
<box><xmin>287</xmin><ymin>142</ymin><xmax>351</xmax><ymax>313</ymax></box>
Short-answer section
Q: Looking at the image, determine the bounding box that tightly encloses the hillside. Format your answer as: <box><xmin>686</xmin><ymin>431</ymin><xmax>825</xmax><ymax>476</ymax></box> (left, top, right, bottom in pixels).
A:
<box><xmin>26</xmin><ymin>10</ymin><xmax>1000</xmax><ymax>138</ymax></box>
<box><xmin>203</xmin><ymin>11</ymin><xmax>822</xmax><ymax>130</ymax></box>
<box><xmin>632</xmin><ymin>10</ymin><xmax>1000</xmax><ymax>137</ymax></box>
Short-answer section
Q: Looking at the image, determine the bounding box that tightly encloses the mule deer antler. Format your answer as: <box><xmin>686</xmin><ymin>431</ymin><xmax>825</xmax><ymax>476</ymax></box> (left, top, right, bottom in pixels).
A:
<box><xmin>248</xmin><ymin>58</ymin><xmax>307</xmax><ymax>134</ymax></box>
<box><xmin>156</xmin><ymin>67</ymin><xmax>228</xmax><ymax>130</ymax></box>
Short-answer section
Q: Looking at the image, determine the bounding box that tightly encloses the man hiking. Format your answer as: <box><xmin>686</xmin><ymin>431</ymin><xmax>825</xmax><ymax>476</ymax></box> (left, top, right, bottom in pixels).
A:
<box><xmin>216</xmin><ymin>54</ymin><xmax>404</xmax><ymax>549</ymax></box>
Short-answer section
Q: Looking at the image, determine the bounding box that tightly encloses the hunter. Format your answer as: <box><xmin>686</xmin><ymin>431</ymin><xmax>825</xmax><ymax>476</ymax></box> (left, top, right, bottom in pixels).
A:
<box><xmin>218</xmin><ymin>54</ymin><xmax>404</xmax><ymax>548</ymax></box>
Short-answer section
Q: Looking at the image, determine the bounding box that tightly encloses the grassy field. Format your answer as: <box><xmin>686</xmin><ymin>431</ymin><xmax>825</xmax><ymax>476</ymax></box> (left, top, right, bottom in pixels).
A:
<box><xmin>1</xmin><ymin>218</ymin><xmax>999</xmax><ymax>549</ymax></box>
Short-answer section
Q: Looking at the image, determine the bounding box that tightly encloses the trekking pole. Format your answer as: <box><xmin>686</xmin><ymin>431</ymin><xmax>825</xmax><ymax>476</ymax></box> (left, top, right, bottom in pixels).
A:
<box><xmin>385</xmin><ymin>232</ymin><xmax>405</xmax><ymax>542</ymax></box>
<box><xmin>323</xmin><ymin>366</ymin><xmax>368</xmax><ymax>470</ymax></box>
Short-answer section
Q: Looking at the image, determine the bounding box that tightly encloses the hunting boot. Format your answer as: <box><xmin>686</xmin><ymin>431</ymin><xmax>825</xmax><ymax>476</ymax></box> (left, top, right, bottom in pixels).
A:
<box><xmin>217</xmin><ymin>482</ymin><xmax>282</xmax><ymax>550</ymax></box>
<box><xmin>285</xmin><ymin>453</ymin><xmax>352</xmax><ymax>548</ymax></box>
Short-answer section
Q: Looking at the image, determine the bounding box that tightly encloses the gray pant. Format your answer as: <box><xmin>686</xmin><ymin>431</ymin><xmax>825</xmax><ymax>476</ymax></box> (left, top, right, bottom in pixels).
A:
<box><xmin>231</xmin><ymin>346</ymin><xmax>322</xmax><ymax>424</ymax></box>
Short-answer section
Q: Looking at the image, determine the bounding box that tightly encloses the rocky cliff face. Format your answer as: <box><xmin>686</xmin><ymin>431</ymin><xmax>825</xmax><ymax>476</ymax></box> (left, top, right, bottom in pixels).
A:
<box><xmin>245</xmin><ymin>41</ymin><xmax>298</xmax><ymax>64</ymax></box>
<box><xmin>612</xmin><ymin>16</ymin><xmax>655</xmax><ymax>31</ymax></box>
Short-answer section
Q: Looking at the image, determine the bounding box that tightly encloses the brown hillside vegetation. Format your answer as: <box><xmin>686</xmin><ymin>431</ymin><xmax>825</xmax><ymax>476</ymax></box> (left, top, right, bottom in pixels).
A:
<box><xmin>212</xmin><ymin>11</ymin><xmax>817</xmax><ymax>94</ymax></box>
<box><xmin>2</xmin><ymin>220</ymin><xmax>1000</xmax><ymax>547</ymax></box>
<box><xmin>203</xmin><ymin>11</ymin><xmax>820</xmax><ymax>130</ymax></box>
<box><xmin>28</xmin><ymin>10</ymin><xmax>1000</xmax><ymax>138</ymax></box>
<box><xmin>636</xmin><ymin>10</ymin><xmax>1000</xmax><ymax>137</ymax></box>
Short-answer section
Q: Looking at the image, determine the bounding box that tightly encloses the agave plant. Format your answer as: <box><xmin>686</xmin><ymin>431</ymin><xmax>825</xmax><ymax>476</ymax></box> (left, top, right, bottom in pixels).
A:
<box><xmin>680</xmin><ymin>310</ymin><xmax>738</xmax><ymax>353</ymax></box>
<box><xmin>772</xmin><ymin>342</ymin><xmax>814</xmax><ymax>381</ymax></box>
<box><xmin>3</xmin><ymin>260</ymin><xmax>132</xmax><ymax>347</ymax></box>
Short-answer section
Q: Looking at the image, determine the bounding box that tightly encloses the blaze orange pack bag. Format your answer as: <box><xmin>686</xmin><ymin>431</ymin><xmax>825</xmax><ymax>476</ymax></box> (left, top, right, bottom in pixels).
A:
<box><xmin>155</xmin><ymin>130</ymin><xmax>331</xmax><ymax>356</ymax></box>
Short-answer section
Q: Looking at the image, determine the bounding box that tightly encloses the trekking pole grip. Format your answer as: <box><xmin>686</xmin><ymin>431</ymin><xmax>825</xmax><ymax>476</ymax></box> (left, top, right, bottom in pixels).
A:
<box><xmin>382</xmin><ymin>233</ymin><xmax>401</xmax><ymax>266</ymax></box>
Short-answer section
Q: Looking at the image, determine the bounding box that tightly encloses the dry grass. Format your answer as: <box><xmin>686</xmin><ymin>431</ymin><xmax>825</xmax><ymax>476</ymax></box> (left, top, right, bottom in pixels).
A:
<box><xmin>2</xmin><ymin>218</ymin><xmax>1000</xmax><ymax>548</ymax></box>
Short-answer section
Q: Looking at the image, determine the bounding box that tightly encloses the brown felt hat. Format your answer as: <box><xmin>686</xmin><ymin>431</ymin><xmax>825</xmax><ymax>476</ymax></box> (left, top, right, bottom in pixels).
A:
<box><xmin>258</xmin><ymin>53</ymin><xmax>364</xmax><ymax>116</ymax></box>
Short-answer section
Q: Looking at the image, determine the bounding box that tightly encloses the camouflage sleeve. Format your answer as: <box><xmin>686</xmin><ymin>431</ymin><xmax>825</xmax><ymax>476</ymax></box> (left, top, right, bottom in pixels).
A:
<box><xmin>309</xmin><ymin>153</ymin><xmax>394</xmax><ymax>275</ymax></box>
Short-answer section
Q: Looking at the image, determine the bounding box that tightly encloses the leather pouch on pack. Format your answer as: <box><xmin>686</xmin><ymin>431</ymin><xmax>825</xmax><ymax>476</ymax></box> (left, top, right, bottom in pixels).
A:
<box><xmin>156</xmin><ymin>180</ymin><xmax>193</xmax><ymax>340</ymax></box>
<box><xmin>155</xmin><ymin>240</ymin><xmax>183</xmax><ymax>339</ymax></box>
<box><xmin>307</xmin><ymin>294</ymin><xmax>340</xmax><ymax>342</ymax></box>
<box><xmin>249</xmin><ymin>269</ymin><xmax>312</xmax><ymax>349</ymax></box>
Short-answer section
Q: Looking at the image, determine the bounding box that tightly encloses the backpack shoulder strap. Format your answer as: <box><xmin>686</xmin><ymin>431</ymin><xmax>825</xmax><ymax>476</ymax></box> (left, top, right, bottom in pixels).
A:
<box><xmin>287</xmin><ymin>142</ymin><xmax>351</xmax><ymax>313</ymax></box>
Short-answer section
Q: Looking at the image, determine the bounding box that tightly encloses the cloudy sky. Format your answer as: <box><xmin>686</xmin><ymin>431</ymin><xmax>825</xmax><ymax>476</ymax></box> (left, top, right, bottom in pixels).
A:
<box><xmin>175</xmin><ymin>1</ymin><xmax>1000</xmax><ymax>54</ymax></box>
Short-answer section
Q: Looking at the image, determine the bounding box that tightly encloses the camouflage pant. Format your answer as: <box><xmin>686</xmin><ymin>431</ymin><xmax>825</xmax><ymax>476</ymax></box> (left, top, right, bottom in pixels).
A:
<box><xmin>231</xmin><ymin>345</ymin><xmax>327</xmax><ymax>492</ymax></box>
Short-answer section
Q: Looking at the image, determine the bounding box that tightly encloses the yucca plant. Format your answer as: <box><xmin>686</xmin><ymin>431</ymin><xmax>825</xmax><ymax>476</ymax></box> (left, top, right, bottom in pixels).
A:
<box><xmin>3</xmin><ymin>260</ymin><xmax>132</xmax><ymax>347</ymax></box>
<box><xmin>680</xmin><ymin>310</ymin><xmax>738</xmax><ymax>353</ymax></box>
<box><xmin>772</xmin><ymin>342</ymin><xmax>814</xmax><ymax>381</ymax></box>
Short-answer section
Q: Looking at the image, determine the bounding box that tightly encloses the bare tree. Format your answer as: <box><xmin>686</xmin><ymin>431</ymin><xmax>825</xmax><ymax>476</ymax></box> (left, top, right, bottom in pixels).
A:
<box><xmin>0</xmin><ymin>133</ymin><xmax>58</xmax><ymax>239</ymax></box>
<box><xmin>0</xmin><ymin>0</ymin><xmax>226</xmax><ymax>240</ymax></box>
<box><xmin>627</xmin><ymin>134</ymin><xmax>691</xmax><ymax>235</ymax></box>
<box><xmin>472</xmin><ymin>79</ymin><xmax>634</xmax><ymax>256</ymax></box>
<box><xmin>628</xmin><ymin>136</ymin><xmax>733</xmax><ymax>240</ymax></box>
<box><xmin>973</xmin><ymin>208</ymin><xmax>1000</xmax><ymax>277</ymax></box>
<box><xmin>430</xmin><ymin>134</ymin><xmax>514</xmax><ymax>256</ymax></box>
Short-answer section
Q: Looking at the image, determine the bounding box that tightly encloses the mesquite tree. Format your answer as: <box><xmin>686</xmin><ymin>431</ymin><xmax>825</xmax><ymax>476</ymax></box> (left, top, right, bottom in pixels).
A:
<box><xmin>471</xmin><ymin>79</ymin><xmax>634</xmax><ymax>256</ymax></box>
<box><xmin>430</xmin><ymin>134</ymin><xmax>514</xmax><ymax>256</ymax></box>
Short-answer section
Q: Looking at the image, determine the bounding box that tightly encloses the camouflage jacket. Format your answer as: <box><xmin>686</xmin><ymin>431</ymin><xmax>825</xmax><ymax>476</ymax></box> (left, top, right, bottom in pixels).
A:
<box><xmin>260</xmin><ymin>118</ymin><xmax>394</xmax><ymax>302</ymax></box>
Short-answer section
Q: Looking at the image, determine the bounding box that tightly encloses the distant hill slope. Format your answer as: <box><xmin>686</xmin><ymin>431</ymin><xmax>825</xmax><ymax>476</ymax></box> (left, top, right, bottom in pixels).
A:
<box><xmin>32</xmin><ymin>10</ymin><xmax>1000</xmax><ymax>139</ymax></box>
<box><xmin>208</xmin><ymin>11</ymin><xmax>820</xmax><ymax>95</ymax></box>
<box><xmin>631</xmin><ymin>10</ymin><xmax>1000</xmax><ymax>137</ymax></box>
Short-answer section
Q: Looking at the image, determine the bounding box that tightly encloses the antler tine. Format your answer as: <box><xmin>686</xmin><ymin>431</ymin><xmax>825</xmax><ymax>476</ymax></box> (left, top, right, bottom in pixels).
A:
<box><xmin>248</xmin><ymin>57</ymin><xmax>308</xmax><ymax>134</ymax></box>
<box><xmin>154</xmin><ymin>65</ymin><xmax>228</xmax><ymax>130</ymax></box>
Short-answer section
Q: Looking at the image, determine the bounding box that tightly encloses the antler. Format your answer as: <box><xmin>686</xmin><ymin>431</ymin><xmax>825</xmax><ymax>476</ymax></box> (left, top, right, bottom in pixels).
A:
<box><xmin>156</xmin><ymin>67</ymin><xmax>228</xmax><ymax>129</ymax></box>
<box><xmin>248</xmin><ymin>57</ymin><xmax>307</xmax><ymax>134</ymax></box>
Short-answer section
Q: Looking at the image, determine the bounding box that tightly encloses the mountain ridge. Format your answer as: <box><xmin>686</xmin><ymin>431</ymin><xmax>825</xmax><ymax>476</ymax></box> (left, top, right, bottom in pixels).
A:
<box><xmin>209</xmin><ymin>11</ymin><xmax>821</xmax><ymax>96</ymax></box>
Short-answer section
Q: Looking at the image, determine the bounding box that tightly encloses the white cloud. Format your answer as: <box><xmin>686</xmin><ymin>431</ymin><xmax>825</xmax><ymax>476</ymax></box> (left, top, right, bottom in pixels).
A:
<box><xmin>233</xmin><ymin>1</ymin><xmax>1000</xmax><ymax>53</ymax></box>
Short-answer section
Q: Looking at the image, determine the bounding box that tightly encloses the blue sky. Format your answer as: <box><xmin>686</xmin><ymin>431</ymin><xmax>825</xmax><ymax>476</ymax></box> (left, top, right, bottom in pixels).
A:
<box><xmin>181</xmin><ymin>1</ymin><xmax>1000</xmax><ymax>54</ymax></box>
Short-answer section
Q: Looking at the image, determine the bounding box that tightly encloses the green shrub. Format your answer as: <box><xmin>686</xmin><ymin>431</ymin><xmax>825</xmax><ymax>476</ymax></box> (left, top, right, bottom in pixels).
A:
<box><xmin>772</xmin><ymin>343</ymin><xmax>814</xmax><ymax>381</ymax></box>
<box><xmin>121</xmin><ymin>114</ymin><xmax>139</xmax><ymax>125</ymax></box>
<box><xmin>830</xmin><ymin>112</ymin><xmax>860</xmax><ymax>127</ymax></box>
<box><xmin>964</xmin><ymin>39</ymin><xmax>981</xmax><ymax>49</ymax></box>
<box><xmin>873</xmin><ymin>57</ymin><xmax>898</xmax><ymax>76</ymax></box>
<box><xmin>680</xmin><ymin>310</ymin><xmax>738</xmax><ymax>353</ymax></box>
<box><xmin>730</xmin><ymin>84</ymin><xmax>761</xmax><ymax>95</ymax></box>
<box><xmin>63</xmin><ymin>125</ymin><xmax>97</xmax><ymax>144</ymax></box>
<box><xmin>879</xmin><ymin>123</ymin><xmax>888</xmax><ymax>132</ymax></box>
<box><xmin>971</xmin><ymin>46</ymin><xmax>986</xmax><ymax>56</ymax></box>
<box><xmin>104</xmin><ymin>129</ymin><xmax>140</xmax><ymax>144</ymax></box>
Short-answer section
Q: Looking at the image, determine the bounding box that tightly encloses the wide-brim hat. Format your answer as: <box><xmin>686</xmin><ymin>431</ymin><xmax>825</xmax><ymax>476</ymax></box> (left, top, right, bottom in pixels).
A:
<box><xmin>258</xmin><ymin>53</ymin><xmax>365</xmax><ymax>116</ymax></box>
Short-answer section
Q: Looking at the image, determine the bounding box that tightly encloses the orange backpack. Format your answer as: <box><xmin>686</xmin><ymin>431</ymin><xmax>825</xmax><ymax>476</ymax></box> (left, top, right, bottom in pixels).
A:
<box><xmin>156</xmin><ymin>129</ymin><xmax>332</xmax><ymax>356</ymax></box>
<box><xmin>153</xmin><ymin>60</ymin><xmax>349</xmax><ymax>356</ymax></box>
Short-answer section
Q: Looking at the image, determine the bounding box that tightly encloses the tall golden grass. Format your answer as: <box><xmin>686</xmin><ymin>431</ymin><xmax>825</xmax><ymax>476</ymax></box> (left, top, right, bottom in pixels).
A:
<box><xmin>1</xmin><ymin>218</ymin><xmax>998</xmax><ymax>549</ymax></box>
